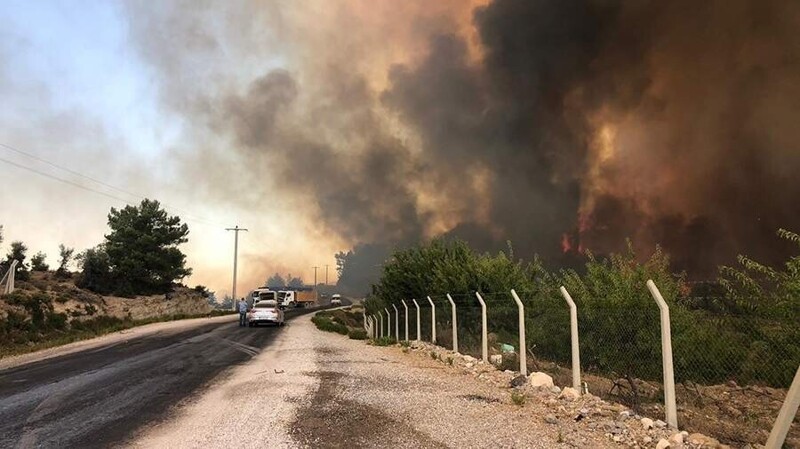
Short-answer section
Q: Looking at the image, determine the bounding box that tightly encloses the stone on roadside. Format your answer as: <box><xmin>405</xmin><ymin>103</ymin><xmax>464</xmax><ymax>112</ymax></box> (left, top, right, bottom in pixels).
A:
<box><xmin>656</xmin><ymin>439</ymin><xmax>671</xmax><ymax>449</ymax></box>
<box><xmin>462</xmin><ymin>355</ymin><xmax>476</xmax><ymax>363</ymax></box>
<box><xmin>544</xmin><ymin>414</ymin><xmax>558</xmax><ymax>424</ymax></box>
<box><xmin>550</xmin><ymin>386</ymin><xmax>561</xmax><ymax>394</ymax></box>
<box><xmin>669</xmin><ymin>433</ymin><xmax>684</xmax><ymax>445</ymax></box>
<box><xmin>528</xmin><ymin>372</ymin><xmax>554</xmax><ymax>389</ymax></box>
<box><xmin>489</xmin><ymin>354</ymin><xmax>502</xmax><ymax>365</ymax></box>
<box><xmin>559</xmin><ymin>387</ymin><xmax>581</xmax><ymax>401</ymax></box>
<box><xmin>688</xmin><ymin>433</ymin><xmax>720</xmax><ymax>448</ymax></box>
<box><xmin>643</xmin><ymin>436</ymin><xmax>653</xmax><ymax>444</ymax></box>
<box><xmin>641</xmin><ymin>417</ymin><xmax>654</xmax><ymax>430</ymax></box>
<box><xmin>654</xmin><ymin>419</ymin><xmax>667</xmax><ymax>428</ymax></box>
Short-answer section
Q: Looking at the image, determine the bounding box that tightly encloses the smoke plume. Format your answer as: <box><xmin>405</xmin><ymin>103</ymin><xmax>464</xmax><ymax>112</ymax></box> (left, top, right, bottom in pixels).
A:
<box><xmin>128</xmin><ymin>0</ymin><xmax>800</xmax><ymax>287</ymax></box>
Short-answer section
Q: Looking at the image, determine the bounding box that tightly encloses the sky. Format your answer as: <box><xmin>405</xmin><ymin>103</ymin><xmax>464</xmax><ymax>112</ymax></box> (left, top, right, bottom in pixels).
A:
<box><xmin>2</xmin><ymin>1</ymin><xmax>798</xmax><ymax>297</ymax></box>
<box><xmin>0</xmin><ymin>1</ymin><xmax>344</xmax><ymax>297</ymax></box>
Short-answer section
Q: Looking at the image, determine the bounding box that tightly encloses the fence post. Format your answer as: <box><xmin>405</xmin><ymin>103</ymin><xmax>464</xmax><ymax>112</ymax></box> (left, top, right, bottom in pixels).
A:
<box><xmin>401</xmin><ymin>300</ymin><xmax>409</xmax><ymax>341</ymax></box>
<box><xmin>392</xmin><ymin>304</ymin><xmax>399</xmax><ymax>341</ymax></box>
<box><xmin>510</xmin><ymin>290</ymin><xmax>528</xmax><ymax>376</ymax></box>
<box><xmin>559</xmin><ymin>286</ymin><xmax>582</xmax><ymax>390</ymax></box>
<box><xmin>446</xmin><ymin>294</ymin><xmax>458</xmax><ymax>353</ymax></box>
<box><xmin>385</xmin><ymin>308</ymin><xmax>392</xmax><ymax>339</ymax></box>
<box><xmin>412</xmin><ymin>299</ymin><xmax>421</xmax><ymax>341</ymax></box>
<box><xmin>766</xmin><ymin>364</ymin><xmax>800</xmax><ymax>449</ymax></box>
<box><xmin>426</xmin><ymin>296</ymin><xmax>437</xmax><ymax>344</ymax></box>
<box><xmin>646</xmin><ymin>279</ymin><xmax>678</xmax><ymax>428</ymax></box>
<box><xmin>1</xmin><ymin>260</ymin><xmax>19</xmax><ymax>294</ymax></box>
<box><xmin>474</xmin><ymin>292</ymin><xmax>488</xmax><ymax>363</ymax></box>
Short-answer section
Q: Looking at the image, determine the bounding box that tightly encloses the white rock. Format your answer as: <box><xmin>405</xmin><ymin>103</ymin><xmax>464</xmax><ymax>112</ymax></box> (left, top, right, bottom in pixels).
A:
<box><xmin>528</xmin><ymin>372</ymin><xmax>554</xmax><ymax>389</ymax></box>
<box><xmin>612</xmin><ymin>435</ymin><xmax>622</xmax><ymax>443</ymax></box>
<box><xmin>641</xmin><ymin>417</ymin><xmax>654</xmax><ymax>430</ymax></box>
<box><xmin>669</xmin><ymin>433</ymin><xmax>684</xmax><ymax>445</ymax></box>
<box><xmin>656</xmin><ymin>439</ymin><xmax>671</xmax><ymax>449</ymax></box>
<box><xmin>559</xmin><ymin>387</ymin><xmax>581</xmax><ymax>401</ymax></box>
<box><xmin>643</xmin><ymin>436</ymin><xmax>653</xmax><ymax>444</ymax></box>
<box><xmin>462</xmin><ymin>355</ymin><xmax>476</xmax><ymax>363</ymax></box>
<box><xmin>550</xmin><ymin>386</ymin><xmax>562</xmax><ymax>394</ymax></box>
<box><xmin>489</xmin><ymin>354</ymin><xmax>503</xmax><ymax>365</ymax></box>
<box><xmin>465</xmin><ymin>362</ymin><xmax>474</xmax><ymax>368</ymax></box>
<box><xmin>654</xmin><ymin>419</ymin><xmax>667</xmax><ymax>428</ymax></box>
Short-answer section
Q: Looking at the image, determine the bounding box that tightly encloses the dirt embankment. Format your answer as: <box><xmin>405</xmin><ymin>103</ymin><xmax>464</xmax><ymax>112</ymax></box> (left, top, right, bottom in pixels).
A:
<box><xmin>0</xmin><ymin>271</ymin><xmax>213</xmax><ymax>355</ymax></box>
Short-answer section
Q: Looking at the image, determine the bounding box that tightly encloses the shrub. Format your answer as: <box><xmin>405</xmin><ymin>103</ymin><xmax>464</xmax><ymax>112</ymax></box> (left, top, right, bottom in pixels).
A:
<box><xmin>511</xmin><ymin>391</ymin><xmax>526</xmax><ymax>406</ymax></box>
<box><xmin>371</xmin><ymin>336</ymin><xmax>396</xmax><ymax>346</ymax></box>
<box><xmin>348</xmin><ymin>328</ymin><xmax>368</xmax><ymax>340</ymax></box>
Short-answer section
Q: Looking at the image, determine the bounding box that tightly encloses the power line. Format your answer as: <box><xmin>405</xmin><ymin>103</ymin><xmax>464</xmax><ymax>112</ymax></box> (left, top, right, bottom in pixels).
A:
<box><xmin>0</xmin><ymin>142</ymin><xmax>227</xmax><ymax>228</ymax></box>
<box><xmin>0</xmin><ymin>154</ymin><xmax>222</xmax><ymax>229</ymax></box>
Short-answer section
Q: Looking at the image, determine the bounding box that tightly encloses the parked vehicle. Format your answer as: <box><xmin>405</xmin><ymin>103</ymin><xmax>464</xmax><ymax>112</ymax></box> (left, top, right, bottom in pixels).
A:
<box><xmin>249</xmin><ymin>288</ymin><xmax>277</xmax><ymax>306</ymax></box>
<box><xmin>279</xmin><ymin>289</ymin><xmax>317</xmax><ymax>308</ymax></box>
<box><xmin>247</xmin><ymin>299</ymin><xmax>285</xmax><ymax>326</ymax></box>
<box><xmin>330</xmin><ymin>294</ymin><xmax>342</xmax><ymax>306</ymax></box>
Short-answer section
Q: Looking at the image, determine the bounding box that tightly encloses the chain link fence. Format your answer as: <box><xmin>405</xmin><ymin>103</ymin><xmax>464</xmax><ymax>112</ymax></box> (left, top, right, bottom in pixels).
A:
<box><xmin>378</xmin><ymin>290</ymin><xmax>799</xmax><ymax>447</ymax></box>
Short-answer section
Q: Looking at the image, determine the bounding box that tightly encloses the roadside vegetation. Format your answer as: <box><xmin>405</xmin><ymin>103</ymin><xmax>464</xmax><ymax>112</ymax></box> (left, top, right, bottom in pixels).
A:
<box><xmin>0</xmin><ymin>200</ymin><xmax>226</xmax><ymax>357</ymax></box>
<box><xmin>363</xmin><ymin>231</ymin><xmax>800</xmax><ymax>389</ymax></box>
<box><xmin>311</xmin><ymin>308</ymin><xmax>369</xmax><ymax>341</ymax></box>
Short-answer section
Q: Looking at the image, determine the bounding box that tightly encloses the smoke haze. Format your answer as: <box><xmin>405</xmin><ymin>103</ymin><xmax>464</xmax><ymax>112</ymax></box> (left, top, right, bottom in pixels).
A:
<box><xmin>5</xmin><ymin>0</ymin><xmax>797</xmax><ymax>297</ymax></box>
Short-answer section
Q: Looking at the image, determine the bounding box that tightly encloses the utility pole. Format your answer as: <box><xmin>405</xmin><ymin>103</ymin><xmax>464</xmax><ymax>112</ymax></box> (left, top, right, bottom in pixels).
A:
<box><xmin>226</xmin><ymin>226</ymin><xmax>248</xmax><ymax>311</ymax></box>
<box><xmin>312</xmin><ymin>266</ymin><xmax>319</xmax><ymax>287</ymax></box>
<box><xmin>324</xmin><ymin>264</ymin><xmax>329</xmax><ymax>285</ymax></box>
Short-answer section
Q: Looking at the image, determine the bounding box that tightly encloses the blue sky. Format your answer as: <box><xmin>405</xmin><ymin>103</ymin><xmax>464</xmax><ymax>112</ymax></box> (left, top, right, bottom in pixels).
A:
<box><xmin>1</xmin><ymin>0</ymin><xmax>176</xmax><ymax>159</ymax></box>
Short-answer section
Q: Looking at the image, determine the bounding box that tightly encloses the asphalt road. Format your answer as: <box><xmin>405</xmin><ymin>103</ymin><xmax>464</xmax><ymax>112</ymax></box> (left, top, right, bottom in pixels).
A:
<box><xmin>0</xmin><ymin>308</ymin><xmax>321</xmax><ymax>449</ymax></box>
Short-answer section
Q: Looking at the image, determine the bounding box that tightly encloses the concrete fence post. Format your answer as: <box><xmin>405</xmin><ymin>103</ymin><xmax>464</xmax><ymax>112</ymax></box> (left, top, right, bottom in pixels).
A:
<box><xmin>377</xmin><ymin>312</ymin><xmax>382</xmax><ymax>338</ymax></box>
<box><xmin>474</xmin><ymin>292</ymin><xmax>488</xmax><ymax>363</ymax></box>
<box><xmin>385</xmin><ymin>308</ymin><xmax>391</xmax><ymax>339</ymax></box>
<box><xmin>509</xmin><ymin>290</ymin><xmax>528</xmax><ymax>376</ymax></box>
<box><xmin>412</xmin><ymin>299</ymin><xmax>421</xmax><ymax>341</ymax></box>
<box><xmin>766</xmin><ymin>364</ymin><xmax>800</xmax><ymax>449</ymax></box>
<box><xmin>646</xmin><ymin>279</ymin><xmax>678</xmax><ymax>428</ymax></box>
<box><xmin>427</xmin><ymin>296</ymin><xmax>437</xmax><ymax>344</ymax></box>
<box><xmin>392</xmin><ymin>304</ymin><xmax>399</xmax><ymax>341</ymax></box>
<box><xmin>559</xmin><ymin>286</ymin><xmax>582</xmax><ymax>390</ymax></box>
<box><xmin>446</xmin><ymin>294</ymin><xmax>458</xmax><ymax>353</ymax></box>
<box><xmin>1</xmin><ymin>260</ymin><xmax>19</xmax><ymax>294</ymax></box>
<box><xmin>401</xmin><ymin>300</ymin><xmax>409</xmax><ymax>341</ymax></box>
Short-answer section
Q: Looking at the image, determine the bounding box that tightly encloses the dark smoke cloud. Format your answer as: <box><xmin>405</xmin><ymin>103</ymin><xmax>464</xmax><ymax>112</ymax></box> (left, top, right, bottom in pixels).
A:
<box><xmin>129</xmin><ymin>0</ymin><xmax>800</xmax><ymax>289</ymax></box>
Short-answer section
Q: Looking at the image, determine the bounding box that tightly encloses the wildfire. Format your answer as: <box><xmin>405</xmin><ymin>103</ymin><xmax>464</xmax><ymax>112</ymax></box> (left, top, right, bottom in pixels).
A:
<box><xmin>561</xmin><ymin>233</ymin><xmax>572</xmax><ymax>253</ymax></box>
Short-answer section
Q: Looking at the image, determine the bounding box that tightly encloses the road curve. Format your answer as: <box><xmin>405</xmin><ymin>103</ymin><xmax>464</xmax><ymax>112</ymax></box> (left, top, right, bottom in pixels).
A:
<box><xmin>0</xmin><ymin>310</ymin><xmax>313</xmax><ymax>449</ymax></box>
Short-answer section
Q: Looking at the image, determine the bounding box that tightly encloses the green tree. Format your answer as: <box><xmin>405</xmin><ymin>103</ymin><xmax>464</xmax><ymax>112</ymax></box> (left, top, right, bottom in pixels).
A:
<box><xmin>31</xmin><ymin>251</ymin><xmax>49</xmax><ymax>271</ymax></box>
<box><xmin>266</xmin><ymin>273</ymin><xmax>286</xmax><ymax>288</ymax></box>
<box><xmin>56</xmin><ymin>244</ymin><xmax>75</xmax><ymax>276</ymax></box>
<box><xmin>104</xmin><ymin>199</ymin><xmax>191</xmax><ymax>295</ymax></box>
<box><xmin>2</xmin><ymin>241</ymin><xmax>30</xmax><ymax>280</ymax></box>
<box><xmin>76</xmin><ymin>245</ymin><xmax>114</xmax><ymax>293</ymax></box>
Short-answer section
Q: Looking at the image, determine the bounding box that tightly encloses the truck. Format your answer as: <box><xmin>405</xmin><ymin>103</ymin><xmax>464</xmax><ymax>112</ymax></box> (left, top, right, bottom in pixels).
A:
<box><xmin>248</xmin><ymin>287</ymin><xmax>277</xmax><ymax>307</ymax></box>
<box><xmin>278</xmin><ymin>288</ymin><xmax>317</xmax><ymax>308</ymax></box>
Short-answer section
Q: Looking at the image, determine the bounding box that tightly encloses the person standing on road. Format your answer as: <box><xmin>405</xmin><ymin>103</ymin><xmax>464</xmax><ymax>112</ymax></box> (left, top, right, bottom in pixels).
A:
<box><xmin>238</xmin><ymin>298</ymin><xmax>248</xmax><ymax>327</ymax></box>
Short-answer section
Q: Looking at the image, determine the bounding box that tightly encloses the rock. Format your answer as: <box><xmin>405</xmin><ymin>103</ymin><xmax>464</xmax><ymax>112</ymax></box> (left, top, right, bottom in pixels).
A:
<box><xmin>641</xmin><ymin>418</ymin><xmax>654</xmax><ymax>430</ymax></box>
<box><xmin>643</xmin><ymin>436</ymin><xmax>653</xmax><ymax>444</ymax></box>
<box><xmin>619</xmin><ymin>410</ymin><xmax>633</xmax><ymax>420</ymax></box>
<box><xmin>613</xmin><ymin>435</ymin><xmax>623</xmax><ymax>443</ymax></box>
<box><xmin>654</xmin><ymin>419</ymin><xmax>667</xmax><ymax>429</ymax></box>
<box><xmin>510</xmin><ymin>375</ymin><xmax>527</xmax><ymax>388</ymax></box>
<box><xmin>551</xmin><ymin>386</ymin><xmax>562</xmax><ymax>394</ymax></box>
<box><xmin>528</xmin><ymin>372</ymin><xmax>554</xmax><ymax>389</ymax></box>
<box><xmin>656</xmin><ymin>439</ymin><xmax>671</xmax><ymax>449</ymax></box>
<box><xmin>687</xmin><ymin>433</ymin><xmax>720</xmax><ymax>448</ymax></box>
<box><xmin>463</xmin><ymin>355</ymin><xmax>476</xmax><ymax>363</ymax></box>
<box><xmin>668</xmin><ymin>433</ymin><xmax>684</xmax><ymax>445</ymax></box>
<box><xmin>465</xmin><ymin>362</ymin><xmax>474</xmax><ymax>368</ymax></box>
<box><xmin>544</xmin><ymin>414</ymin><xmax>558</xmax><ymax>424</ymax></box>
<box><xmin>489</xmin><ymin>354</ymin><xmax>502</xmax><ymax>365</ymax></box>
<box><xmin>559</xmin><ymin>387</ymin><xmax>581</xmax><ymax>401</ymax></box>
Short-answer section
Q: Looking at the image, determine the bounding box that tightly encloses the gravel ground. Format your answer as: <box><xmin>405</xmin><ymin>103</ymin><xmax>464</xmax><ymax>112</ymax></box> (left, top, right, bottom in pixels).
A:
<box><xmin>128</xmin><ymin>314</ymin><xmax>617</xmax><ymax>448</ymax></box>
